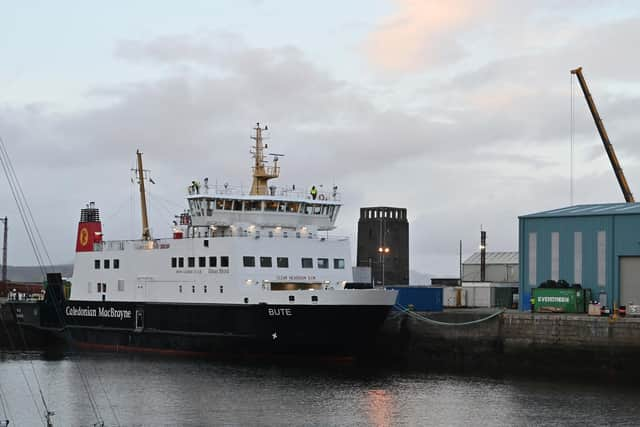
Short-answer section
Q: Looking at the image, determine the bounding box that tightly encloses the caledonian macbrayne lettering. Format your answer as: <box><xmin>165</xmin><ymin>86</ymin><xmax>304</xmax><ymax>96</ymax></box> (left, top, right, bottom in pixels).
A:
<box><xmin>66</xmin><ymin>306</ymin><xmax>132</xmax><ymax>320</ymax></box>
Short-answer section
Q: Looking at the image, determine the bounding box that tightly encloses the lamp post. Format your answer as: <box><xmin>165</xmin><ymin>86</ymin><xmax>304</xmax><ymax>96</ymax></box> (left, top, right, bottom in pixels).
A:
<box><xmin>378</xmin><ymin>246</ymin><xmax>390</xmax><ymax>287</ymax></box>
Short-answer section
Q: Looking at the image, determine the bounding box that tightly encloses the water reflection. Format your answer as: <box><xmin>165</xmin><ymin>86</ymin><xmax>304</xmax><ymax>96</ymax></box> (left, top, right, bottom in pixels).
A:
<box><xmin>1</xmin><ymin>353</ymin><xmax>639</xmax><ymax>426</ymax></box>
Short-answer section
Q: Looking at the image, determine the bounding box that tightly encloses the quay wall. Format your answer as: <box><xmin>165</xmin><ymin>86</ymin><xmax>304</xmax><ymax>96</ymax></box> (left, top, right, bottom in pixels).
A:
<box><xmin>376</xmin><ymin>310</ymin><xmax>640</xmax><ymax>380</ymax></box>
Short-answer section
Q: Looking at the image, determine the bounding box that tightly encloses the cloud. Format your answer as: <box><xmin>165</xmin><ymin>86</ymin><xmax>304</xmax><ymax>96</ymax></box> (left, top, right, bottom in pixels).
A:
<box><xmin>365</xmin><ymin>0</ymin><xmax>494</xmax><ymax>72</ymax></box>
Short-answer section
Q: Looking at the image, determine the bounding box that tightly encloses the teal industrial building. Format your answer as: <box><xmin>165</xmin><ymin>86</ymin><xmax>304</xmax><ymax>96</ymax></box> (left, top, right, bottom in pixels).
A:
<box><xmin>519</xmin><ymin>203</ymin><xmax>640</xmax><ymax>310</ymax></box>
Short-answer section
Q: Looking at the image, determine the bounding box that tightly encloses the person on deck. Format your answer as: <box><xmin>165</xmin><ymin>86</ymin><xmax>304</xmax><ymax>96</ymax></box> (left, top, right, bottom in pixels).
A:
<box><xmin>310</xmin><ymin>185</ymin><xmax>318</xmax><ymax>200</ymax></box>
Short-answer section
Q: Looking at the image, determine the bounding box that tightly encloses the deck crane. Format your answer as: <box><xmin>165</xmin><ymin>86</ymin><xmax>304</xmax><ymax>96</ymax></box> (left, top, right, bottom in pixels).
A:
<box><xmin>571</xmin><ymin>67</ymin><xmax>635</xmax><ymax>203</ymax></box>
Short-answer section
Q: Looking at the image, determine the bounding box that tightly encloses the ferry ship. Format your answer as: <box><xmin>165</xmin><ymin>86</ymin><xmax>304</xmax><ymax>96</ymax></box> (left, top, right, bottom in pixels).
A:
<box><xmin>17</xmin><ymin>124</ymin><xmax>398</xmax><ymax>356</ymax></box>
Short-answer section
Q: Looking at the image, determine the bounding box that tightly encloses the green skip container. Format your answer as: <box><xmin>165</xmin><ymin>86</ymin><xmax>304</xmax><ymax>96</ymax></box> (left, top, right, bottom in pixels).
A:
<box><xmin>532</xmin><ymin>288</ymin><xmax>590</xmax><ymax>313</ymax></box>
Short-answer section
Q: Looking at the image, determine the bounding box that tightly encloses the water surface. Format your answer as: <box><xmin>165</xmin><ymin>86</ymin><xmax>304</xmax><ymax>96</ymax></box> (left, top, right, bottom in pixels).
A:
<box><xmin>1</xmin><ymin>352</ymin><xmax>638</xmax><ymax>426</ymax></box>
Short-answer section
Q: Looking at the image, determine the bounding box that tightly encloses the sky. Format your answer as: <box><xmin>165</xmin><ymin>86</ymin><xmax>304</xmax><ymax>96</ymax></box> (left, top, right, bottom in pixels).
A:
<box><xmin>2</xmin><ymin>0</ymin><xmax>640</xmax><ymax>277</ymax></box>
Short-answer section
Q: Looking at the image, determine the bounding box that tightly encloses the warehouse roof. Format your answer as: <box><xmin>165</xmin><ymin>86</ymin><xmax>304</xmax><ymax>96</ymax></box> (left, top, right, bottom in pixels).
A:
<box><xmin>463</xmin><ymin>251</ymin><xmax>519</xmax><ymax>265</ymax></box>
<box><xmin>520</xmin><ymin>203</ymin><xmax>640</xmax><ymax>218</ymax></box>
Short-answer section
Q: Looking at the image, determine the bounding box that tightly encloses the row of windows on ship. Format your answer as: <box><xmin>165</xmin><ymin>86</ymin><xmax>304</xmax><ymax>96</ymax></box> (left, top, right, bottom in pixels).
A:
<box><xmin>170</xmin><ymin>255</ymin><xmax>346</xmax><ymax>269</ymax></box>
<box><xmin>91</xmin><ymin>256</ymin><xmax>346</xmax><ymax>270</ymax></box>
<box><xmin>189</xmin><ymin>198</ymin><xmax>337</xmax><ymax>218</ymax></box>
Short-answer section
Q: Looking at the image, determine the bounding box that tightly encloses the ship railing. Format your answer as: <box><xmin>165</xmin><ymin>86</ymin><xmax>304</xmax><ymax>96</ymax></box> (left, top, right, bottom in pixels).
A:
<box><xmin>183</xmin><ymin>231</ymin><xmax>350</xmax><ymax>242</ymax></box>
<box><xmin>188</xmin><ymin>183</ymin><xmax>341</xmax><ymax>201</ymax></box>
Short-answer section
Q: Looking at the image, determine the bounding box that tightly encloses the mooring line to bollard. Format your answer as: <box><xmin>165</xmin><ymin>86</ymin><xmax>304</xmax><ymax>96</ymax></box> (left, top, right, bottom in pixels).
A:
<box><xmin>394</xmin><ymin>304</ymin><xmax>505</xmax><ymax>327</ymax></box>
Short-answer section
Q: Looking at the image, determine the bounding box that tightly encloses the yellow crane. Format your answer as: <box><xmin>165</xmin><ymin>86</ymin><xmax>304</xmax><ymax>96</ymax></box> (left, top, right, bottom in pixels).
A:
<box><xmin>571</xmin><ymin>66</ymin><xmax>634</xmax><ymax>203</ymax></box>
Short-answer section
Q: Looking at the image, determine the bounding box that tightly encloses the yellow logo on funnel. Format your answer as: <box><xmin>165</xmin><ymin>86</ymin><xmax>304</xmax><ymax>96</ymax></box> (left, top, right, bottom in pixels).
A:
<box><xmin>80</xmin><ymin>228</ymin><xmax>89</xmax><ymax>246</ymax></box>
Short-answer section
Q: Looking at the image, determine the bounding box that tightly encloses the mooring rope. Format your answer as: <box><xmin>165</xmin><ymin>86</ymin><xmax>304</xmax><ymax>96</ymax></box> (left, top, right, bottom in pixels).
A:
<box><xmin>394</xmin><ymin>304</ymin><xmax>505</xmax><ymax>326</ymax></box>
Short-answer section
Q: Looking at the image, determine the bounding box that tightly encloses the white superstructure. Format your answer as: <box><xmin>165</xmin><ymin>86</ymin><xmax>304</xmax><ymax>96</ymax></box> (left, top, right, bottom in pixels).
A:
<box><xmin>70</xmin><ymin>123</ymin><xmax>396</xmax><ymax>309</ymax></box>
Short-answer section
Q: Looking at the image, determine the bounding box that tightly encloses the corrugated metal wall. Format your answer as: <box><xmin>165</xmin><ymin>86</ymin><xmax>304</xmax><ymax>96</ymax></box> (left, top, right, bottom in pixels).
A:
<box><xmin>519</xmin><ymin>212</ymin><xmax>640</xmax><ymax>310</ymax></box>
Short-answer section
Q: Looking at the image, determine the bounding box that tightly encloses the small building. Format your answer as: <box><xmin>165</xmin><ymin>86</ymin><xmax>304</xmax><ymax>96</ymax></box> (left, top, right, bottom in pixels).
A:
<box><xmin>356</xmin><ymin>207</ymin><xmax>409</xmax><ymax>285</ymax></box>
<box><xmin>519</xmin><ymin>203</ymin><xmax>640</xmax><ymax>310</ymax></box>
<box><xmin>462</xmin><ymin>251</ymin><xmax>519</xmax><ymax>284</ymax></box>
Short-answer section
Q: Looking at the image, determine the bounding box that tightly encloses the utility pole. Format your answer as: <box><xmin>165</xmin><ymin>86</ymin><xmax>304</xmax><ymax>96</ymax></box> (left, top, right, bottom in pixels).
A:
<box><xmin>1</xmin><ymin>217</ymin><xmax>6</xmax><ymax>284</ymax></box>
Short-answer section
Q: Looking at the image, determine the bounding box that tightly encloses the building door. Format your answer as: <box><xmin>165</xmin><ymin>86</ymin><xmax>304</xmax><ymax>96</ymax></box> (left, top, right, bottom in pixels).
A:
<box><xmin>619</xmin><ymin>257</ymin><xmax>640</xmax><ymax>306</ymax></box>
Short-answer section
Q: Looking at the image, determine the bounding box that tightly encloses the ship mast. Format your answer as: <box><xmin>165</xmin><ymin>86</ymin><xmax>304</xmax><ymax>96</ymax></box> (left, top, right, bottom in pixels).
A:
<box><xmin>250</xmin><ymin>123</ymin><xmax>280</xmax><ymax>195</ymax></box>
<box><xmin>135</xmin><ymin>150</ymin><xmax>151</xmax><ymax>240</ymax></box>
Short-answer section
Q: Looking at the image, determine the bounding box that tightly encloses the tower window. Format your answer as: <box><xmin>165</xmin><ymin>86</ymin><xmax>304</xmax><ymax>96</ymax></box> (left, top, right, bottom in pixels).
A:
<box><xmin>301</xmin><ymin>258</ymin><xmax>313</xmax><ymax>268</ymax></box>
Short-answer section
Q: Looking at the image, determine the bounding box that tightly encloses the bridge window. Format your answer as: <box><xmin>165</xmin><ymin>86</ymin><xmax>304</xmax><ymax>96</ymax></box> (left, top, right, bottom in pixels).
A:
<box><xmin>243</xmin><ymin>256</ymin><xmax>256</xmax><ymax>267</ymax></box>
<box><xmin>277</xmin><ymin>257</ymin><xmax>289</xmax><ymax>268</ymax></box>
<box><xmin>209</xmin><ymin>256</ymin><xmax>217</xmax><ymax>267</ymax></box>
<box><xmin>188</xmin><ymin>257</ymin><xmax>195</xmax><ymax>268</ymax></box>
<box><xmin>260</xmin><ymin>257</ymin><xmax>272</xmax><ymax>268</ymax></box>
<box><xmin>94</xmin><ymin>260</ymin><xmax>100</xmax><ymax>269</ymax></box>
<box><xmin>333</xmin><ymin>258</ymin><xmax>345</xmax><ymax>269</ymax></box>
<box><xmin>199</xmin><ymin>257</ymin><xmax>206</xmax><ymax>267</ymax></box>
<box><xmin>232</xmin><ymin>200</ymin><xmax>242</xmax><ymax>211</ymax></box>
<box><xmin>221</xmin><ymin>256</ymin><xmax>229</xmax><ymax>267</ymax></box>
<box><xmin>317</xmin><ymin>258</ymin><xmax>329</xmax><ymax>269</ymax></box>
<box><xmin>287</xmin><ymin>202</ymin><xmax>299</xmax><ymax>213</ymax></box>
<box><xmin>114</xmin><ymin>259</ymin><xmax>120</xmax><ymax>269</ymax></box>
<box><xmin>178</xmin><ymin>257</ymin><xmax>184</xmax><ymax>268</ymax></box>
<box><xmin>171</xmin><ymin>257</ymin><xmax>177</xmax><ymax>268</ymax></box>
<box><xmin>301</xmin><ymin>258</ymin><xmax>313</xmax><ymax>268</ymax></box>
<box><xmin>265</xmin><ymin>201</ymin><xmax>278</xmax><ymax>212</ymax></box>
<box><xmin>246</xmin><ymin>201</ymin><xmax>262</xmax><ymax>211</ymax></box>
<box><xmin>104</xmin><ymin>259</ymin><xmax>110</xmax><ymax>269</ymax></box>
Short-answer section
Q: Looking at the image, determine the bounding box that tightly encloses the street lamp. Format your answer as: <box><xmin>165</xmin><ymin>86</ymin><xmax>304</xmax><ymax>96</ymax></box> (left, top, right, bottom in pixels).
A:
<box><xmin>378</xmin><ymin>246</ymin><xmax>390</xmax><ymax>287</ymax></box>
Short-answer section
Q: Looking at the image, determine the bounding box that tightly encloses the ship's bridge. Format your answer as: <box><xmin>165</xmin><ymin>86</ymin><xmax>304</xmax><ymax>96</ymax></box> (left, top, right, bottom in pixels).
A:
<box><xmin>187</xmin><ymin>184</ymin><xmax>341</xmax><ymax>232</ymax></box>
